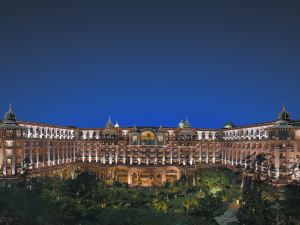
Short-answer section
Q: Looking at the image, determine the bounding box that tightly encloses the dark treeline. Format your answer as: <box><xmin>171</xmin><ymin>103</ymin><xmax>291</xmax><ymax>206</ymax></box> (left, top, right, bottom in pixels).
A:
<box><xmin>0</xmin><ymin>168</ymin><xmax>299</xmax><ymax>225</ymax></box>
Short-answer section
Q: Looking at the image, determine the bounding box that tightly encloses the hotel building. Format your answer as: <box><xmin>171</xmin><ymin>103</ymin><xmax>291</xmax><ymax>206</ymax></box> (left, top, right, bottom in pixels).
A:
<box><xmin>0</xmin><ymin>105</ymin><xmax>299</xmax><ymax>186</ymax></box>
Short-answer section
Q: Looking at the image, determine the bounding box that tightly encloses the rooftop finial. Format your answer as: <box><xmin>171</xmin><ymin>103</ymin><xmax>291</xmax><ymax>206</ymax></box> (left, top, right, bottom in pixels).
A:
<box><xmin>184</xmin><ymin>116</ymin><xmax>190</xmax><ymax>128</ymax></box>
<box><xmin>282</xmin><ymin>103</ymin><xmax>286</xmax><ymax>111</ymax></box>
<box><xmin>277</xmin><ymin>104</ymin><xmax>291</xmax><ymax>121</ymax></box>
<box><xmin>3</xmin><ymin>103</ymin><xmax>16</xmax><ymax>122</ymax></box>
<box><xmin>106</xmin><ymin>115</ymin><xmax>113</xmax><ymax>128</ymax></box>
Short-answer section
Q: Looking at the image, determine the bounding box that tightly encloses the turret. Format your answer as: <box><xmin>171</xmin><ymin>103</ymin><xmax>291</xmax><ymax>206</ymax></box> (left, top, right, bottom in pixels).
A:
<box><xmin>224</xmin><ymin>121</ymin><xmax>234</xmax><ymax>129</ymax></box>
<box><xmin>106</xmin><ymin>116</ymin><xmax>114</xmax><ymax>128</ymax></box>
<box><xmin>0</xmin><ymin>104</ymin><xmax>24</xmax><ymax>176</ymax></box>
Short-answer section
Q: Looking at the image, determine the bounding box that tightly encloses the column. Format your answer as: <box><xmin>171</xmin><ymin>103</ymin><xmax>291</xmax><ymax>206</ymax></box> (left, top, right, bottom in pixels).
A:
<box><xmin>127</xmin><ymin>172</ymin><xmax>132</xmax><ymax>185</ymax></box>
<box><xmin>123</xmin><ymin>148</ymin><xmax>126</xmax><ymax>164</ymax></box>
<box><xmin>104</xmin><ymin>147</ymin><xmax>106</xmax><ymax>164</ymax></box>
<box><xmin>73</xmin><ymin>142</ymin><xmax>76</xmax><ymax>163</ymax></box>
<box><xmin>47</xmin><ymin>141</ymin><xmax>51</xmax><ymax>166</ymax></box>
<box><xmin>53</xmin><ymin>142</ymin><xmax>56</xmax><ymax>165</ymax></box>
<box><xmin>29</xmin><ymin>141</ymin><xmax>33</xmax><ymax>166</ymax></box>
<box><xmin>115</xmin><ymin>146</ymin><xmax>118</xmax><ymax>165</ymax></box>
<box><xmin>81</xmin><ymin>143</ymin><xmax>85</xmax><ymax>162</ymax></box>
<box><xmin>161</xmin><ymin>170</ymin><xmax>166</xmax><ymax>184</ymax></box>
<box><xmin>212</xmin><ymin>147</ymin><xmax>216</xmax><ymax>164</ymax></box>
<box><xmin>109</xmin><ymin>148</ymin><xmax>112</xmax><ymax>164</ymax></box>
<box><xmin>62</xmin><ymin>142</ymin><xmax>65</xmax><ymax>164</ymax></box>
<box><xmin>170</xmin><ymin>145</ymin><xmax>173</xmax><ymax>165</ymax></box>
<box><xmin>275</xmin><ymin>144</ymin><xmax>280</xmax><ymax>180</ymax></box>
<box><xmin>130</xmin><ymin>149</ymin><xmax>132</xmax><ymax>165</ymax></box>
<box><xmin>88</xmin><ymin>143</ymin><xmax>91</xmax><ymax>163</ymax></box>
<box><xmin>95</xmin><ymin>144</ymin><xmax>98</xmax><ymax>163</ymax></box>
<box><xmin>199</xmin><ymin>146</ymin><xmax>202</xmax><ymax>163</ymax></box>
<box><xmin>221</xmin><ymin>149</ymin><xmax>224</xmax><ymax>163</ymax></box>
<box><xmin>57</xmin><ymin>143</ymin><xmax>60</xmax><ymax>165</ymax></box>
<box><xmin>239</xmin><ymin>149</ymin><xmax>243</xmax><ymax>165</ymax></box>
<box><xmin>36</xmin><ymin>142</ymin><xmax>39</xmax><ymax>168</ymax></box>
<box><xmin>146</xmin><ymin>149</ymin><xmax>149</xmax><ymax>165</ymax></box>
<box><xmin>162</xmin><ymin>148</ymin><xmax>165</xmax><ymax>165</ymax></box>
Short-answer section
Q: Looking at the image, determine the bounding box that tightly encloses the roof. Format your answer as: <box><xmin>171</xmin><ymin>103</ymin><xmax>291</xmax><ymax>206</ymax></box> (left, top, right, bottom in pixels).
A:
<box><xmin>14</xmin><ymin>120</ymin><xmax>300</xmax><ymax>131</ymax></box>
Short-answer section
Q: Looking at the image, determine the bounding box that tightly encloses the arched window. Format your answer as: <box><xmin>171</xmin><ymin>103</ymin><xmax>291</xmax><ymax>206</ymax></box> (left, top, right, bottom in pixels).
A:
<box><xmin>140</xmin><ymin>131</ymin><xmax>156</xmax><ymax>145</ymax></box>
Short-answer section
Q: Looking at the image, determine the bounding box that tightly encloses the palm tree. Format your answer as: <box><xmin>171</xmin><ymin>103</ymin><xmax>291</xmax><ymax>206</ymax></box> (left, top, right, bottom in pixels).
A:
<box><xmin>182</xmin><ymin>198</ymin><xmax>192</xmax><ymax>213</ymax></box>
<box><xmin>158</xmin><ymin>201</ymin><xmax>168</xmax><ymax>213</ymax></box>
<box><xmin>196</xmin><ymin>190</ymin><xmax>205</xmax><ymax>199</ymax></box>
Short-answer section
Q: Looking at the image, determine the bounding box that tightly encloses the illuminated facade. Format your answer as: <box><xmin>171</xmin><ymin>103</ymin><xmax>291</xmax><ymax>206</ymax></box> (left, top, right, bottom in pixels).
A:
<box><xmin>1</xmin><ymin>105</ymin><xmax>300</xmax><ymax>186</ymax></box>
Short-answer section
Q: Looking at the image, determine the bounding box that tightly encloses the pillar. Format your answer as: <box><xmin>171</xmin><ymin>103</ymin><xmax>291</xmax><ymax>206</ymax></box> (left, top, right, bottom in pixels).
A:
<box><xmin>47</xmin><ymin>141</ymin><xmax>51</xmax><ymax>166</ymax></box>
<box><xmin>275</xmin><ymin>145</ymin><xmax>280</xmax><ymax>179</ymax></box>
<box><xmin>212</xmin><ymin>147</ymin><xmax>216</xmax><ymax>164</ymax></box>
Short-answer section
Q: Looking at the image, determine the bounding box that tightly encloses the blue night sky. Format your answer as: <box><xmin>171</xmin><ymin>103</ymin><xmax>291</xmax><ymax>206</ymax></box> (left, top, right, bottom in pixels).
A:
<box><xmin>0</xmin><ymin>0</ymin><xmax>300</xmax><ymax>128</ymax></box>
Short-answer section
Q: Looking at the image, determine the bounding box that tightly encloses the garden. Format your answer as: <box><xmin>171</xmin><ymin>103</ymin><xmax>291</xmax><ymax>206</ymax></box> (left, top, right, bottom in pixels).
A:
<box><xmin>0</xmin><ymin>167</ymin><xmax>299</xmax><ymax>225</ymax></box>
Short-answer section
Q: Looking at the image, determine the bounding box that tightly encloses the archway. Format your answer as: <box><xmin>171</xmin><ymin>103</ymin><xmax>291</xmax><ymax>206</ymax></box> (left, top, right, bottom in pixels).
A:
<box><xmin>140</xmin><ymin>131</ymin><xmax>156</xmax><ymax>145</ymax></box>
<box><xmin>132</xmin><ymin>173</ymin><xmax>138</xmax><ymax>185</ymax></box>
<box><xmin>116</xmin><ymin>169</ymin><xmax>128</xmax><ymax>184</ymax></box>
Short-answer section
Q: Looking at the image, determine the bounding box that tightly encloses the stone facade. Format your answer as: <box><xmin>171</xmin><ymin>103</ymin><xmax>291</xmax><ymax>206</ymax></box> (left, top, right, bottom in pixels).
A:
<box><xmin>1</xmin><ymin>105</ymin><xmax>300</xmax><ymax>186</ymax></box>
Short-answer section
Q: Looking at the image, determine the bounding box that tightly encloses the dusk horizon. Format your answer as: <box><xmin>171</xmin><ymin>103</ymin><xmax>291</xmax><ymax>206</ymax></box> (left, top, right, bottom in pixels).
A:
<box><xmin>1</xmin><ymin>0</ymin><xmax>300</xmax><ymax>129</ymax></box>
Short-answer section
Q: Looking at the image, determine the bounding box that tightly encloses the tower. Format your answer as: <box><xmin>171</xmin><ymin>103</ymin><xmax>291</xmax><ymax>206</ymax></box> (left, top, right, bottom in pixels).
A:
<box><xmin>0</xmin><ymin>104</ymin><xmax>24</xmax><ymax>176</ymax></box>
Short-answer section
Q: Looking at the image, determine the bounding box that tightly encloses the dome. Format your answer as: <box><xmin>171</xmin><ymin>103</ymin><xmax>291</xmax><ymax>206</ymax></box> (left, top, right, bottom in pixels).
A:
<box><xmin>277</xmin><ymin>104</ymin><xmax>291</xmax><ymax>122</ymax></box>
<box><xmin>114</xmin><ymin>121</ymin><xmax>120</xmax><ymax>128</ymax></box>
<box><xmin>3</xmin><ymin>104</ymin><xmax>16</xmax><ymax>123</ymax></box>
<box><xmin>178</xmin><ymin>119</ymin><xmax>184</xmax><ymax>129</ymax></box>
<box><xmin>224</xmin><ymin>121</ymin><xmax>234</xmax><ymax>129</ymax></box>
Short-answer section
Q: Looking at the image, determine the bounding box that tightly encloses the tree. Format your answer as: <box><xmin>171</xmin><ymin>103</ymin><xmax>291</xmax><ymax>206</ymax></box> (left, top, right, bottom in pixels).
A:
<box><xmin>153</xmin><ymin>200</ymin><xmax>168</xmax><ymax>213</ymax></box>
<box><xmin>183</xmin><ymin>198</ymin><xmax>193</xmax><ymax>213</ymax></box>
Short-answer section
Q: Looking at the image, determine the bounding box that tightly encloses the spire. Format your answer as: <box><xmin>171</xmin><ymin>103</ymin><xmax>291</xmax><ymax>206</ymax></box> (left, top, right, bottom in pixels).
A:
<box><xmin>184</xmin><ymin>116</ymin><xmax>191</xmax><ymax>128</ymax></box>
<box><xmin>158</xmin><ymin>124</ymin><xmax>163</xmax><ymax>131</ymax></box>
<box><xmin>106</xmin><ymin>115</ymin><xmax>113</xmax><ymax>128</ymax></box>
<box><xmin>132</xmin><ymin>124</ymin><xmax>137</xmax><ymax>131</ymax></box>
<box><xmin>3</xmin><ymin>103</ymin><xmax>16</xmax><ymax>122</ymax></box>
<box><xmin>277</xmin><ymin>104</ymin><xmax>291</xmax><ymax>121</ymax></box>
